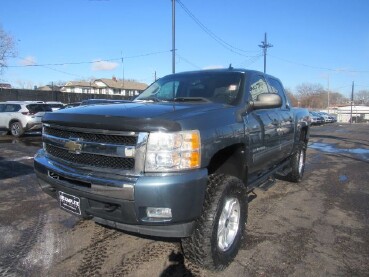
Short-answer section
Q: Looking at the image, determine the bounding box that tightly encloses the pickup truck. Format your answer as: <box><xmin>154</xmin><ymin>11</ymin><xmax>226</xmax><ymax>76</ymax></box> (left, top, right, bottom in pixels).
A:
<box><xmin>34</xmin><ymin>68</ymin><xmax>310</xmax><ymax>270</ymax></box>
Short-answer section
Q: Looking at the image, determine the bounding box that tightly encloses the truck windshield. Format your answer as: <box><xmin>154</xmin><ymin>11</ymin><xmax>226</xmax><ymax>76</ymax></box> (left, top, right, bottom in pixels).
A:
<box><xmin>135</xmin><ymin>72</ymin><xmax>243</xmax><ymax>105</ymax></box>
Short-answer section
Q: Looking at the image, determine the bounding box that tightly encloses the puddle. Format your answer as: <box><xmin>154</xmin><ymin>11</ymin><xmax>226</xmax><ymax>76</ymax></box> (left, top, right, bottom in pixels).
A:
<box><xmin>0</xmin><ymin>134</ymin><xmax>42</xmax><ymax>147</ymax></box>
<box><xmin>309</xmin><ymin>142</ymin><xmax>369</xmax><ymax>161</ymax></box>
<box><xmin>339</xmin><ymin>175</ymin><xmax>349</xmax><ymax>183</ymax></box>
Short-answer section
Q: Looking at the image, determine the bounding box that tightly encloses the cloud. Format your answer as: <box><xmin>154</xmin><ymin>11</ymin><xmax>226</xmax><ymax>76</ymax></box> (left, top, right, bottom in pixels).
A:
<box><xmin>20</xmin><ymin>56</ymin><xmax>37</xmax><ymax>66</ymax></box>
<box><xmin>202</xmin><ymin>65</ymin><xmax>225</xmax><ymax>70</ymax></box>
<box><xmin>92</xmin><ymin>60</ymin><xmax>119</xmax><ymax>71</ymax></box>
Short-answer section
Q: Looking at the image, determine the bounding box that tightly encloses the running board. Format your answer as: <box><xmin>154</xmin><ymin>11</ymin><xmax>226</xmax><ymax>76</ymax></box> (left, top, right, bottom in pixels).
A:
<box><xmin>258</xmin><ymin>177</ymin><xmax>276</xmax><ymax>191</ymax></box>
<box><xmin>247</xmin><ymin>159</ymin><xmax>289</xmax><ymax>192</ymax></box>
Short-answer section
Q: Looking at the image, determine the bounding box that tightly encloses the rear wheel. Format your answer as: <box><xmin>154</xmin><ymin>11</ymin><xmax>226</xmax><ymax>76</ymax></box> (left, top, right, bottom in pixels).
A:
<box><xmin>181</xmin><ymin>174</ymin><xmax>247</xmax><ymax>271</ymax></box>
<box><xmin>10</xmin><ymin>121</ymin><xmax>25</xmax><ymax>137</ymax></box>
<box><xmin>286</xmin><ymin>141</ymin><xmax>306</xmax><ymax>182</ymax></box>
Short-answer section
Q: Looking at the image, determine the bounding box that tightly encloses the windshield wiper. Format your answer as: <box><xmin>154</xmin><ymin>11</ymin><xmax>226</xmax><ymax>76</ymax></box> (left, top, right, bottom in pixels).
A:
<box><xmin>172</xmin><ymin>97</ymin><xmax>211</xmax><ymax>103</ymax></box>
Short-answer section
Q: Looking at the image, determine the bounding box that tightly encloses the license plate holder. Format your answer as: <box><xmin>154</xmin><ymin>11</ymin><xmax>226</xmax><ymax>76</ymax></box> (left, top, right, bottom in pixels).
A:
<box><xmin>59</xmin><ymin>191</ymin><xmax>81</xmax><ymax>215</ymax></box>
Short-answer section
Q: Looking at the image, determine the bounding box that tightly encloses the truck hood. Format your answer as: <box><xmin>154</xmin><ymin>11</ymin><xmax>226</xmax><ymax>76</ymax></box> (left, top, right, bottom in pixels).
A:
<box><xmin>43</xmin><ymin>102</ymin><xmax>227</xmax><ymax>132</ymax></box>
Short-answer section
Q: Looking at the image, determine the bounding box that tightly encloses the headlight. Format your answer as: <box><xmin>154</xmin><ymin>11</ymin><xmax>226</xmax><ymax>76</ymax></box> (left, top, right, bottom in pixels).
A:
<box><xmin>145</xmin><ymin>130</ymin><xmax>201</xmax><ymax>172</ymax></box>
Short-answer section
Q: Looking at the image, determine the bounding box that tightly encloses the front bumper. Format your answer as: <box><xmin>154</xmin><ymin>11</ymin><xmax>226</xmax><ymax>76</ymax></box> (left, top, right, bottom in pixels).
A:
<box><xmin>34</xmin><ymin>149</ymin><xmax>208</xmax><ymax>237</ymax></box>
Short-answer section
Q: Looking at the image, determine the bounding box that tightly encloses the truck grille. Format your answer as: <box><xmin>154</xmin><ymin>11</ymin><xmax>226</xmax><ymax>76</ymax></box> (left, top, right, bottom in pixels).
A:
<box><xmin>44</xmin><ymin>126</ymin><xmax>137</xmax><ymax>145</ymax></box>
<box><xmin>43</xmin><ymin>125</ymin><xmax>138</xmax><ymax>170</ymax></box>
<box><xmin>45</xmin><ymin>144</ymin><xmax>134</xmax><ymax>169</ymax></box>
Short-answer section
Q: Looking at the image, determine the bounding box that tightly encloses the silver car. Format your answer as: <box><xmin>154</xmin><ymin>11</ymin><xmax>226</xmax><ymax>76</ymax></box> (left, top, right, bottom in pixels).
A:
<box><xmin>0</xmin><ymin>101</ymin><xmax>52</xmax><ymax>137</ymax></box>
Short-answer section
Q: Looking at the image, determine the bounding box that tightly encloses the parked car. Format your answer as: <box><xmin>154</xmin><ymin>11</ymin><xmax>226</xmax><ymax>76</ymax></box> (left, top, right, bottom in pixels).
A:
<box><xmin>318</xmin><ymin>111</ymin><xmax>336</xmax><ymax>123</ymax></box>
<box><xmin>309</xmin><ymin>111</ymin><xmax>324</xmax><ymax>125</ymax></box>
<box><xmin>316</xmin><ymin>112</ymin><xmax>332</xmax><ymax>123</ymax></box>
<box><xmin>0</xmin><ymin>101</ymin><xmax>52</xmax><ymax>137</ymax></box>
<box><xmin>35</xmin><ymin>69</ymin><xmax>310</xmax><ymax>270</ymax></box>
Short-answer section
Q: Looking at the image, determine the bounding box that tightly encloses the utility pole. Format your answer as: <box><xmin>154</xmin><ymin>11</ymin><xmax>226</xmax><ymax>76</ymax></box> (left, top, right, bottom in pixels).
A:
<box><xmin>350</xmin><ymin>81</ymin><xmax>354</xmax><ymax>124</ymax></box>
<box><xmin>172</xmin><ymin>0</ymin><xmax>176</xmax><ymax>74</ymax></box>
<box><xmin>121</xmin><ymin>51</ymin><xmax>125</xmax><ymax>93</ymax></box>
<box><xmin>258</xmin><ymin>32</ymin><xmax>273</xmax><ymax>74</ymax></box>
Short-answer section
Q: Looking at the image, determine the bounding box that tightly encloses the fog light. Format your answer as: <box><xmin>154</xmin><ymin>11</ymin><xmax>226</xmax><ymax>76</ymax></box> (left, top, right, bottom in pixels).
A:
<box><xmin>146</xmin><ymin>207</ymin><xmax>172</xmax><ymax>219</ymax></box>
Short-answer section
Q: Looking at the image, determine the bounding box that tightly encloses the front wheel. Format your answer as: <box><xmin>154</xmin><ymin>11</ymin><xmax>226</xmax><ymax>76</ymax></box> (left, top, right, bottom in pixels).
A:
<box><xmin>181</xmin><ymin>174</ymin><xmax>248</xmax><ymax>271</ymax></box>
<box><xmin>10</xmin><ymin>121</ymin><xmax>25</xmax><ymax>137</ymax></box>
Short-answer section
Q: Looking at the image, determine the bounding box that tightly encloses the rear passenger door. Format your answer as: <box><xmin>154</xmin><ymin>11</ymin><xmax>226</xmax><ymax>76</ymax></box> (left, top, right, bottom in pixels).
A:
<box><xmin>266</xmin><ymin>77</ymin><xmax>295</xmax><ymax>158</ymax></box>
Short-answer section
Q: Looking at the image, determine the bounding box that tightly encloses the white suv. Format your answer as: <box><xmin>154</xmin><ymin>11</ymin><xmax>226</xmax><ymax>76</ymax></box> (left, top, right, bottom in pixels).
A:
<box><xmin>0</xmin><ymin>101</ymin><xmax>52</xmax><ymax>137</ymax></box>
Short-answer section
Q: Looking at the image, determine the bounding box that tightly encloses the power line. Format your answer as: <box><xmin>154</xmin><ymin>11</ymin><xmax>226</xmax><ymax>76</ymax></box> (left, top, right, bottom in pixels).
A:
<box><xmin>237</xmin><ymin>53</ymin><xmax>263</xmax><ymax>67</ymax></box>
<box><xmin>43</xmin><ymin>65</ymin><xmax>84</xmax><ymax>78</ymax></box>
<box><xmin>8</xmin><ymin>50</ymin><xmax>172</xmax><ymax>68</ymax></box>
<box><xmin>176</xmin><ymin>53</ymin><xmax>201</xmax><ymax>69</ymax></box>
<box><xmin>269</xmin><ymin>55</ymin><xmax>369</xmax><ymax>74</ymax></box>
<box><xmin>176</xmin><ymin>0</ymin><xmax>258</xmax><ymax>57</ymax></box>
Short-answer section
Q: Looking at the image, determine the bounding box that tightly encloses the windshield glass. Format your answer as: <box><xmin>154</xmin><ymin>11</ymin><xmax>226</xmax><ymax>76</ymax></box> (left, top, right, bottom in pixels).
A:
<box><xmin>135</xmin><ymin>72</ymin><xmax>243</xmax><ymax>105</ymax></box>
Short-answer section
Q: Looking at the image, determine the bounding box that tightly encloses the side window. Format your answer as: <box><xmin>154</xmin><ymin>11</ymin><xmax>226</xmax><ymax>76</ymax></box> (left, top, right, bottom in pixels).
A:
<box><xmin>4</xmin><ymin>104</ymin><xmax>20</xmax><ymax>112</ymax></box>
<box><xmin>249</xmin><ymin>75</ymin><xmax>269</xmax><ymax>101</ymax></box>
<box><xmin>0</xmin><ymin>104</ymin><xmax>5</xmax><ymax>112</ymax></box>
<box><xmin>267</xmin><ymin>78</ymin><xmax>287</xmax><ymax>108</ymax></box>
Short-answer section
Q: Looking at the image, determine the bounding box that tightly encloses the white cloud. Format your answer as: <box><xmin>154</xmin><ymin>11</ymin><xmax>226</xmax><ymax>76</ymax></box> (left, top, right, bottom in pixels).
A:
<box><xmin>202</xmin><ymin>65</ymin><xmax>225</xmax><ymax>70</ymax></box>
<box><xmin>20</xmin><ymin>56</ymin><xmax>37</xmax><ymax>66</ymax></box>
<box><xmin>91</xmin><ymin>60</ymin><xmax>119</xmax><ymax>71</ymax></box>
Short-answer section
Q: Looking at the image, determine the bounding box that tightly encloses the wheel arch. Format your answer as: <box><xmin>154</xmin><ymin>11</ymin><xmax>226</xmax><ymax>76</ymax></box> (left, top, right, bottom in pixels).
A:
<box><xmin>8</xmin><ymin>118</ymin><xmax>24</xmax><ymax>129</ymax></box>
<box><xmin>207</xmin><ymin>143</ymin><xmax>248</xmax><ymax>185</ymax></box>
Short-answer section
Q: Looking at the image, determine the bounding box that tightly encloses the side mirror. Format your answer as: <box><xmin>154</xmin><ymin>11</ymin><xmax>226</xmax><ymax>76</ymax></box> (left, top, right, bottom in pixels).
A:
<box><xmin>252</xmin><ymin>93</ymin><xmax>282</xmax><ymax>110</ymax></box>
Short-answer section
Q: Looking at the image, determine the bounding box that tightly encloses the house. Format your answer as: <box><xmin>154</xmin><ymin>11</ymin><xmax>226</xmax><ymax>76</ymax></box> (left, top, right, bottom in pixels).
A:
<box><xmin>94</xmin><ymin>77</ymin><xmax>147</xmax><ymax>97</ymax></box>
<box><xmin>61</xmin><ymin>77</ymin><xmax>147</xmax><ymax>97</ymax></box>
<box><xmin>0</xmin><ymin>83</ymin><xmax>11</xmax><ymax>89</ymax></box>
<box><xmin>37</xmin><ymin>85</ymin><xmax>62</xmax><ymax>91</ymax></box>
<box><xmin>61</xmin><ymin>81</ymin><xmax>95</xmax><ymax>94</ymax></box>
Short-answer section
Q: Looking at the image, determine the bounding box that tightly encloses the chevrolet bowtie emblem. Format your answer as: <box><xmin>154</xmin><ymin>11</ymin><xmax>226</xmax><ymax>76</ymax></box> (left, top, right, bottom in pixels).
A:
<box><xmin>65</xmin><ymin>140</ymin><xmax>82</xmax><ymax>154</ymax></box>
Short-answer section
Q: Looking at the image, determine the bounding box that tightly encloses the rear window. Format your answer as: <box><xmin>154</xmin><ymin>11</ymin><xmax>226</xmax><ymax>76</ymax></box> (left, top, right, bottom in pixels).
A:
<box><xmin>26</xmin><ymin>104</ymin><xmax>52</xmax><ymax>113</ymax></box>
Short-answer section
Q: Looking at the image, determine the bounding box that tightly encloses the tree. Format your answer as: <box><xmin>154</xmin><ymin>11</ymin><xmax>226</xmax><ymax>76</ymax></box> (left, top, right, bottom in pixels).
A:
<box><xmin>295</xmin><ymin>83</ymin><xmax>325</xmax><ymax>108</ymax></box>
<box><xmin>0</xmin><ymin>25</ymin><xmax>17</xmax><ymax>74</ymax></box>
<box><xmin>285</xmin><ymin>88</ymin><xmax>299</xmax><ymax>107</ymax></box>
<box><xmin>355</xmin><ymin>90</ymin><xmax>369</xmax><ymax>105</ymax></box>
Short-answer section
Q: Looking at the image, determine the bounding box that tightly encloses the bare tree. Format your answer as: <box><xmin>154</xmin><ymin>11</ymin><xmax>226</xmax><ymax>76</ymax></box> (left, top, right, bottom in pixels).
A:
<box><xmin>355</xmin><ymin>90</ymin><xmax>369</xmax><ymax>105</ymax></box>
<box><xmin>285</xmin><ymin>88</ymin><xmax>299</xmax><ymax>107</ymax></box>
<box><xmin>15</xmin><ymin>79</ymin><xmax>35</xmax><ymax>89</ymax></box>
<box><xmin>296</xmin><ymin>83</ymin><xmax>325</xmax><ymax>108</ymax></box>
<box><xmin>0</xmin><ymin>25</ymin><xmax>17</xmax><ymax>74</ymax></box>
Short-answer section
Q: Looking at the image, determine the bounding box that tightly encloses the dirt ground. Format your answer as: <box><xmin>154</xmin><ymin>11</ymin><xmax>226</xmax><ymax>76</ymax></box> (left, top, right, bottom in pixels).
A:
<box><xmin>0</xmin><ymin>123</ymin><xmax>368</xmax><ymax>276</ymax></box>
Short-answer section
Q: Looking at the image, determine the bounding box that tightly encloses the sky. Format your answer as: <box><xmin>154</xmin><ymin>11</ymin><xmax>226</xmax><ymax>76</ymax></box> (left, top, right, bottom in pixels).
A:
<box><xmin>1</xmin><ymin>0</ymin><xmax>369</xmax><ymax>97</ymax></box>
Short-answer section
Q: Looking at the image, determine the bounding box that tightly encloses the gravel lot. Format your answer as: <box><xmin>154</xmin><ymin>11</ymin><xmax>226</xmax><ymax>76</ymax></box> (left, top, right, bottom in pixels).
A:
<box><xmin>0</xmin><ymin>123</ymin><xmax>368</xmax><ymax>276</ymax></box>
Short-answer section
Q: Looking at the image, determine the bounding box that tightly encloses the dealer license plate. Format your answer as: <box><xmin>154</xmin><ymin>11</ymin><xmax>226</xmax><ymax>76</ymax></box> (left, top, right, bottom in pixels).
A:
<box><xmin>59</xmin><ymin>191</ymin><xmax>81</xmax><ymax>215</ymax></box>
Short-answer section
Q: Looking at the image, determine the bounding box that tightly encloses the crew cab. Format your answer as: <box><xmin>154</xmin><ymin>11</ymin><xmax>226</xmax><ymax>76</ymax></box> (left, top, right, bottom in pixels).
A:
<box><xmin>34</xmin><ymin>69</ymin><xmax>310</xmax><ymax>270</ymax></box>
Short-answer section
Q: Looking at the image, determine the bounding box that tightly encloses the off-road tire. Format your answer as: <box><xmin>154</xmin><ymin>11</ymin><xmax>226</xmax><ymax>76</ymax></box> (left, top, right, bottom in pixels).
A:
<box><xmin>181</xmin><ymin>174</ymin><xmax>247</xmax><ymax>271</ymax></box>
<box><xmin>10</xmin><ymin>121</ymin><xmax>25</xmax><ymax>137</ymax></box>
<box><xmin>286</xmin><ymin>141</ymin><xmax>306</xmax><ymax>182</ymax></box>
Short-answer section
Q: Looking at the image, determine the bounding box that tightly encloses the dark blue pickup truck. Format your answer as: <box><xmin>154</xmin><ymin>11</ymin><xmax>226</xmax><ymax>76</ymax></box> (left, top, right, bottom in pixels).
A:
<box><xmin>34</xmin><ymin>68</ymin><xmax>310</xmax><ymax>270</ymax></box>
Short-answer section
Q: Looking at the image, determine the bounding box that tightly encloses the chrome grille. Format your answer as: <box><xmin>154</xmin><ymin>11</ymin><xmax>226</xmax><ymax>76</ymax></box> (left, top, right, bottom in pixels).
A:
<box><xmin>46</xmin><ymin>144</ymin><xmax>134</xmax><ymax>169</ymax></box>
<box><xmin>43</xmin><ymin>125</ymin><xmax>139</xmax><ymax>171</ymax></box>
<box><xmin>44</xmin><ymin>126</ymin><xmax>137</xmax><ymax>145</ymax></box>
